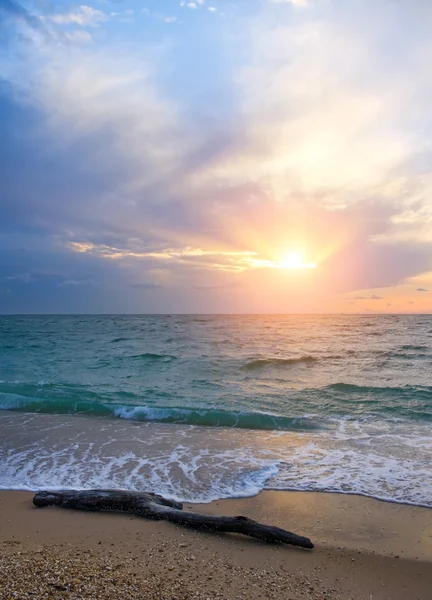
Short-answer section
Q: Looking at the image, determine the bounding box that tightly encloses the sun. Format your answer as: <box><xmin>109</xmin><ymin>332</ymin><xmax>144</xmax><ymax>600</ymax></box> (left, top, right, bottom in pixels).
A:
<box><xmin>279</xmin><ymin>251</ymin><xmax>316</xmax><ymax>270</ymax></box>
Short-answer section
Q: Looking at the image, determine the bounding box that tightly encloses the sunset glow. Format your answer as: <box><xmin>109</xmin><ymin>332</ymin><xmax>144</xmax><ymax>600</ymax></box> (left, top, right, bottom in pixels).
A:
<box><xmin>279</xmin><ymin>252</ymin><xmax>316</xmax><ymax>270</ymax></box>
<box><xmin>0</xmin><ymin>0</ymin><xmax>431</xmax><ymax>313</ymax></box>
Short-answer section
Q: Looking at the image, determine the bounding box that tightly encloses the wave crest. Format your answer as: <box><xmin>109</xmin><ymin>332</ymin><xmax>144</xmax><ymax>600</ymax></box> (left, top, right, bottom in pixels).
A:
<box><xmin>0</xmin><ymin>393</ymin><xmax>321</xmax><ymax>431</ymax></box>
<box><xmin>243</xmin><ymin>356</ymin><xmax>317</xmax><ymax>370</ymax></box>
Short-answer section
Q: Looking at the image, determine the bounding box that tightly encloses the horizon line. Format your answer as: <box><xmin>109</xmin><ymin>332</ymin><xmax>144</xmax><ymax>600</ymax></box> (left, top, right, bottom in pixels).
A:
<box><xmin>0</xmin><ymin>312</ymin><xmax>431</xmax><ymax>317</ymax></box>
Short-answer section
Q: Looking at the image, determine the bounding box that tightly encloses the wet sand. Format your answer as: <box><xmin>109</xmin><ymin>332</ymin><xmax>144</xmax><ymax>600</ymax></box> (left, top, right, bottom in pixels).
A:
<box><xmin>0</xmin><ymin>490</ymin><xmax>431</xmax><ymax>599</ymax></box>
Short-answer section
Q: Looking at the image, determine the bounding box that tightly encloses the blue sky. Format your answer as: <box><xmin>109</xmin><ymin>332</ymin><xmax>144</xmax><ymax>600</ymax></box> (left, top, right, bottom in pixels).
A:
<box><xmin>1</xmin><ymin>0</ymin><xmax>432</xmax><ymax>313</ymax></box>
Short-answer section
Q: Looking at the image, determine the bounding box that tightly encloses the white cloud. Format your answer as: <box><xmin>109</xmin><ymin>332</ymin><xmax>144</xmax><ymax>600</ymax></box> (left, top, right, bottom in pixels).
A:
<box><xmin>44</xmin><ymin>5</ymin><xmax>108</xmax><ymax>28</ymax></box>
<box><xmin>63</xmin><ymin>30</ymin><xmax>93</xmax><ymax>44</ymax></box>
<box><xmin>141</xmin><ymin>8</ymin><xmax>177</xmax><ymax>23</ymax></box>
<box><xmin>195</xmin><ymin>5</ymin><xmax>432</xmax><ymax>209</ymax></box>
<box><xmin>180</xmin><ymin>0</ymin><xmax>209</xmax><ymax>11</ymax></box>
<box><xmin>208</xmin><ymin>7</ymin><xmax>216</xmax><ymax>12</ymax></box>
<box><xmin>68</xmin><ymin>241</ymin><xmax>269</xmax><ymax>272</ymax></box>
<box><xmin>269</xmin><ymin>0</ymin><xmax>309</xmax><ymax>6</ymax></box>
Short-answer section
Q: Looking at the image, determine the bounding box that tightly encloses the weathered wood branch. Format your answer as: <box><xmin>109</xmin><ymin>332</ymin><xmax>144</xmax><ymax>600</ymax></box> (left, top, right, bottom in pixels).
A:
<box><xmin>33</xmin><ymin>489</ymin><xmax>314</xmax><ymax>549</ymax></box>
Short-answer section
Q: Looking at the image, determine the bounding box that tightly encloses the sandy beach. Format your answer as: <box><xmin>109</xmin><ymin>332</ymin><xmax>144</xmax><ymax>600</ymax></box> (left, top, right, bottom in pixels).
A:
<box><xmin>0</xmin><ymin>490</ymin><xmax>430</xmax><ymax>599</ymax></box>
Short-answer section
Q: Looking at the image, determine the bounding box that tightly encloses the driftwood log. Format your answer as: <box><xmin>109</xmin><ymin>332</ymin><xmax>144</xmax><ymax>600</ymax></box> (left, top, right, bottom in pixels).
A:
<box><xmin>33</xmin><ymin>489</ymin><xmax>313</xmax><ymax>549</ymax></box>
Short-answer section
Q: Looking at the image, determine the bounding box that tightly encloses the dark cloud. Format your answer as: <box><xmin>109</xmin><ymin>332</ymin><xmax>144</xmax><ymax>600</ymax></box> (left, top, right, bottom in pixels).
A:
<box><xmin>0</xmin><ymin>0</ymin><xmax>44</xmax><ymax>32</ymax></box>
<box><xmin>194</xmin><ymin>282</ymin><xmax>239</xmax><ymax>291</ymax></box>
<box><xmin>1</xmin><ymin>0</ymin><xmax>33</xmax><ymax>21</ymax></box>
<box><xmin>348</xmin><ymin>294</ymin><xmax>385</xmax><ymax>302</ymax></box>
<box><xmin>58</xmin><ymin>279</ymin><xmax>95</xmax><ymax>287</ymax></box>
<box><xmin>5</xmin><ymin>269</ymin><xmax>63</xmax><ymax>284</ymax></box>
<box><xmin>417</xmin><ymin>288</ymin><xmax>429</xmax><ymax>292</ymax></box>
<box><xmin>0</xmin><ymin>89</ymin><xmax>138</xmax><ymax>242</ymax></box>
<box><xmin>130</xmin><ymin>283</ymin><xmax>163</xmax><ymax>290</ymax></box>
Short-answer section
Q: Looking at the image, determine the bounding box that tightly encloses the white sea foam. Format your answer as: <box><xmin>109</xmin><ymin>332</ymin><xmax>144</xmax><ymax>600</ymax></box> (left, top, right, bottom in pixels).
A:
<box><xmin>0</xmin><ymin>411</ymin><xmax>430</xmax><ymax>506</ymax></box>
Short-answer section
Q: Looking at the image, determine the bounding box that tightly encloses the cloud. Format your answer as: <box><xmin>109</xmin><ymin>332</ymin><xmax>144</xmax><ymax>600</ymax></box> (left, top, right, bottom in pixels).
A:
<box><xmin>59</xmin><ymin>279</ymin><xmax>95</xmax><ymax>287</ymax></box>
<box><xmin>0</xmin><ymin>0</ymin><xmax>40</xmax><ymax>27</ymax></box>
<box><xmin>180</xmin><ymin>1</ymin><xmax>208</xmax><ymax>10</ymax></box>
<box><xmin>349</xmin><ymin>294</ymin><xmax>383</xmax><ymax>301</ymax></box>
<box><xmin>0</xmin><ymin>0</ymin><xmax>50</xmax><ymax>42</ymax></box>
<box><xmin>222</xmin><ymin>13</ymin><xmax>431</xmax><ymax>197</ymax></box>
<box><xmin>1</xmin><ymin>0</ymin><xmax>432</xmax><ymax>312</ymax></box>
<box><xmin>130</xmin><ymin>282</ymin><xmax>163</xmax><ymax>290</ymax></box>
<box><xmin>180</xmin><ymin>1</ymin><xmax>199</xmax><ymax>9</ymax></box>
<box><xmin>194</xmin><ymin>282</ymin><xmax>239</xmax><ymax>290</ymax></box>
<box><xmin>58</xmin><ymin>279</ymin><xmax>94</xmax><ymax>287</ymax></box>
<box><xmin>143</xmin><ymin>10</ymin><xmax>177</xmax><ymax>23</ymax></box>
<box><xmin>63</xmin><ymin>30</ymin><xmax>93</xmax><ymax>44</ymax></box>
<box><xmin>67</xmin><ymin>242</ymin><xmax>261</xmax><ymax>273</ymax></box>
<box><xmin>268</xmin><ymin>0</ymin><xmax>309</xmax><ymax>6</ymax></box>
<box><xmin>417</xmin><ymin>288</ymin><xmax>429</xmax><ymax>292</ymax></box>
<box><xmin>4</xmin><ymin>270</ymin><xmax>94</xmax><ymax>290</ymax></box>
<box><xmin>5</xmin><ymin>269</ymin><xmax>63</xmax><ymax>284</ymax></box>
<box><xmin>43</xmin><ymin>5</ymin><xmax>108</xmax><ymax>28</ymax></box>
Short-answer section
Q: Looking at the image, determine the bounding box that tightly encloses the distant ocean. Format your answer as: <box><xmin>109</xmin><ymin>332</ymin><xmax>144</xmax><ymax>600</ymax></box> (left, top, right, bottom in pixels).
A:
<box><xmin>0</xmin><ymin>315</ymin><xmax>431</xmax><ymax>506</ymax></box>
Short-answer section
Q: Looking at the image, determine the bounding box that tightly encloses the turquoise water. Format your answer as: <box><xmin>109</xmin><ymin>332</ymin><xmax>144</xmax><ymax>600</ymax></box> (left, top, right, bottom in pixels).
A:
<box><xmin>0</xmin><ymin>315</ymin><xmax>431</xmax><ymax>505</ymax></box>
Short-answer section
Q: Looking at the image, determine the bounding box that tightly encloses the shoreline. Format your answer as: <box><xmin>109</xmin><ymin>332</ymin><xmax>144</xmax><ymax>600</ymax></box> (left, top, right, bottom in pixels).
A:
<box><xmin>2</xmin><ymin>485</ymin><xmax>432</xmax><ymax>510</ymax></box>
<box><xmin>1</xmin><ymin>489</ymin><xmax>431</xmax><ymax>599</ymax></box>
<box><xmin>2</xmin><ymin>408</ymin><xmax>430</xmax><ymax>509</ymax></box>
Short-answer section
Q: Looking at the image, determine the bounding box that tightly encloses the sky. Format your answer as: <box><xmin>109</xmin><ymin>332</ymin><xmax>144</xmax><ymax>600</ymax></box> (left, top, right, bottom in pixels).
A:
<box><xmin>1</xmin><ymin>0</ymin><xmax>432</xmax><ymax>314</ymax></box>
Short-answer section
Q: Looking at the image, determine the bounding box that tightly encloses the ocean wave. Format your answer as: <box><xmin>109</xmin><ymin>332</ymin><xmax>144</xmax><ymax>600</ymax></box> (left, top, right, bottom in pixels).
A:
<box><xmin>400</xmin><ymin>344</ymin><xmax>429</xmax><ymax>351</ymax></box>
<box><xmin>322</xmin><ymin>383</ymin><xmax>432</xmax><ymax>420</ymax></box>
<box><xmin>1</xmin><ymin>378</ymin><xmax>431</xmax><ymax>428</ymax></box>
<box><xmin>0</xmin><ymin>393</ymin><xmax>322</xmax><ymax>431</ymax></box>
<box><xmin>328</xmin><ymin>382</ymin><xmax>432</xmax><ymax>398</ymax></box>
<box><xmin>375</xmin><ymin>351</ymin><xmax>430</xmax><ymax>360</ymax></box>
<box><xmin>242</xmin><ymin>356</ymin><xmax>317</xmax><ymax>370</ymax></box>
<box><xmin>129</xmin><ymin>352</ymin><xmax>177</xmax><ymax>362</ymax></box>
<box><xmin>112</xmin><ymin>405</ymin><xmax>323</xmax><ymax>430</ymax></box>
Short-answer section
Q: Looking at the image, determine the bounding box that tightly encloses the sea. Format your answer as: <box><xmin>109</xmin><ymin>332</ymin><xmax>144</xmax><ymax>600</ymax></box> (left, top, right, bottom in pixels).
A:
<box><xmin>0</xmin><ymin>315</ymin><xmax>431</xmax><ymax>507</ymax></box>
